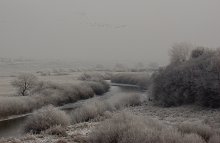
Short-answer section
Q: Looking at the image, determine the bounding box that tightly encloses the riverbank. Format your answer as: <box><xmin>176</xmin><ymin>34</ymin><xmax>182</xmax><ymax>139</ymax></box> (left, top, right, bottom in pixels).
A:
<box><xmin>0</xmin><ymin>84</ymin><xmax>145</xmax><ymax>138</ymax></box>
<box><xmin>1</xmin><ymin>103</ymin><xmax>220</xmax><ymax>143</ymax></box>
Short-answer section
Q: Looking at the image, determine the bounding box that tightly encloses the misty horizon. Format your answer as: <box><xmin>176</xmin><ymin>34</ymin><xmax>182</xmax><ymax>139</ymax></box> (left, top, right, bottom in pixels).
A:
<box><xmin>1</xmin><ymin>0</ymin><xmax>220</xmax><ymax>65</ymax></box>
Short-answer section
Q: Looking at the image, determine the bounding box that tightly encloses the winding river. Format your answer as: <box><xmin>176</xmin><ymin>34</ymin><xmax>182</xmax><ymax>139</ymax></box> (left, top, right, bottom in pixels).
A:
<box><xmin>0</xmin><ymin>85</ymin><xmax>146</xmax><ymax>138</ymax></box>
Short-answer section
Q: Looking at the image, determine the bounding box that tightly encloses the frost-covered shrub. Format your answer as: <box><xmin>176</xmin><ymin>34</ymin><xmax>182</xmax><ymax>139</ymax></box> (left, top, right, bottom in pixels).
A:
<box><xmin>88</xmin><ymin>112</ymin><xmax>206</xmax><ymax>143</ymax></box>
<box><xmin>86</xmin><ymin>81</ymin><xmax>110</xmax><ymax>95</ymax></box>
<box><xmin>24</xmin><ymin>105</ymin><xmax>70</xmax><ymax>133</ymax></box>
<box><xmin>0</xmin><ymin>80</ymin><xmax>112</xmax><ymax>118</ymax></box>
<box><xmin>70</xmin><ymin>93</ymin><xmax>142</xmax><ymax>124</ymax></box>
<box><xmin>152</xmin><ymin>48</ymin><xmax>220</xmax><ymax>107</ymax></box>
<box><xmin>177</xmin><ymin>122</ymin><xmax>214</xmax><ymax>141</ymax></box>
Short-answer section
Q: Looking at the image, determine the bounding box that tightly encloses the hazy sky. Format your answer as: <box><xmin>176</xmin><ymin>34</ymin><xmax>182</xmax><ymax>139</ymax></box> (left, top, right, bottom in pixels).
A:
<box><xmin>0</xmin><ymin>0</ymin><xmax>220</xmax><ymax>65</ymax></box>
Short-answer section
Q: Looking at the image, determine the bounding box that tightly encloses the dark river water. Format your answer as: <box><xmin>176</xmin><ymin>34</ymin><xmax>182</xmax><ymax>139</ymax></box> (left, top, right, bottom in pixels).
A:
<box><xmin>0</xmin><ymin>85</ymin><xmax>145</xmax><ymax>138</ymax></box>
<box><xmin>0</xmin><ymin>116</ymin><xmax>27</xmax><ymax>138</ymax></box>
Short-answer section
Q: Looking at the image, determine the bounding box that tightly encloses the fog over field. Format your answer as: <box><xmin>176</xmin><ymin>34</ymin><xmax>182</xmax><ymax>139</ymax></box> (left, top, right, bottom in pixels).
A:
<box><xmin>1</xmin><ymin>1</ymin><xmax>220</xmax><ymax>143</ymax></box>
<box><xmin>1</xmin><ymin>0</ymin><xmax>220</xmax><ymax>65</ymax></box>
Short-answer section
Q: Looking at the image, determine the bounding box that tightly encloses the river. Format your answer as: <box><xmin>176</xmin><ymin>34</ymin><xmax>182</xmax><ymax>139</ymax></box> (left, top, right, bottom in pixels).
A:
<box><xmin>0</xmin><ymin>85</ymin><xmax>146</xmax><ymax>138</ymax></box>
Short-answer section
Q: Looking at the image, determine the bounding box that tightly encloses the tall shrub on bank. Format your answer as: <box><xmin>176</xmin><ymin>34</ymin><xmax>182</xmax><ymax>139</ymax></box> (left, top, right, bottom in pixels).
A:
<box><xmin>151</xmin><ymin>48</ymin><xmax>220</xmax><ymax>107</ymax></box>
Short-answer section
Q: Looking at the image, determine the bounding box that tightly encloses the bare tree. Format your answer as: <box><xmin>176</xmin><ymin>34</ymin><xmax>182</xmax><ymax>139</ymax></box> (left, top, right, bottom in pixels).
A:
<box><xmin>169</xmin><ymin>42</ymin><xmax>192</xmax><ymax>65</ymax></box>
<box><xmin>11</xmin><ymin>73</ymin><xmax>38</xmax><ymax>96</ymax></box>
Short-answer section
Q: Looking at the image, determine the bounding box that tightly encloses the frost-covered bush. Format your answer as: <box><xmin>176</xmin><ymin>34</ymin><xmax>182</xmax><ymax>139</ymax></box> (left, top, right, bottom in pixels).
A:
<box><xmin>70</xmin><ymin>93</ymin><xmax>142</xmax><ymax>124</ymax></box>
<box><xmin>24</xmin><ymin>105</ymin><xmax>70</xmax><ymax>133</ymax></box>
<box><xmin>151</xmin><ymin>48</ymin><xmax>220</xmax><ymax>107</ymax></box>
<box><xmin>86</xmin><ymin>81</ymin><xmax>110</xmax><ymax>95</ymax></box>
<box><xmin>0</xmin><ymin>79</ymin><xmax>111</xmax><ymax>118</ymax></box>
<box><xmin>88</xmin><ymin>112</ymin><xmax>206</xmax><ymax>143</ymax></box>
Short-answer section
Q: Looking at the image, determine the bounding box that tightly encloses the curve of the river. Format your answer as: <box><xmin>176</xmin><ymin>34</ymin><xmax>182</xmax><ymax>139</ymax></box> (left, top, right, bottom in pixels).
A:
<box><xmin>0</xmin><ymin>85</ymin><xmax>146</xmax><ymax>138</ymax></box>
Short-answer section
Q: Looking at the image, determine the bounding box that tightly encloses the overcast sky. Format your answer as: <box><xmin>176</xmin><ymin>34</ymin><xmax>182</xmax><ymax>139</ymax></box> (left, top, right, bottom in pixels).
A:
<box><xmin>0</xmin><ymin>0</ymin><xmax>220</xmax><ymax>65</ymax></box>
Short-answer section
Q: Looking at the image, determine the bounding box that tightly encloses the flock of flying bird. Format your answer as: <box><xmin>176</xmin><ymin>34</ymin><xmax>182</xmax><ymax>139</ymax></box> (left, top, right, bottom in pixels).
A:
<box><xmin>76</xmin><ymin>12</ymin><xmax>128</xmax><ymax>29</ymax></box>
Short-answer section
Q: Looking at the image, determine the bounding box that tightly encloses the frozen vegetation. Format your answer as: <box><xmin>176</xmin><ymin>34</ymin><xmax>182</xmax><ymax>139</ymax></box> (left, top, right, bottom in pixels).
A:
<box><xmin>151</xmin><ymin>47</ymin><xmax>220</xmax><ymax>107</ymax></box>
<box><xmin>0</xmin><ymin>75</ymin><xmax>110</xmax><ymax>118</ymax></box>
<box><xmin>0</xmin><ymin>47</ymin><xmax>220</xmax><ymax>143</ymax></box>
<box><xmin>111</xmin><ymin>73</ymin><xmax>151</xmax><ymax>89</ymax></box>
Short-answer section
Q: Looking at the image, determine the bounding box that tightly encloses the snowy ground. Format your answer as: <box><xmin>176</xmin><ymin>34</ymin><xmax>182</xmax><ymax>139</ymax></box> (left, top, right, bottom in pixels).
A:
<box><xmin>1</xmin><ymin>101</ymin><xmax>220</xmax><ymax>143</ymax></box>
